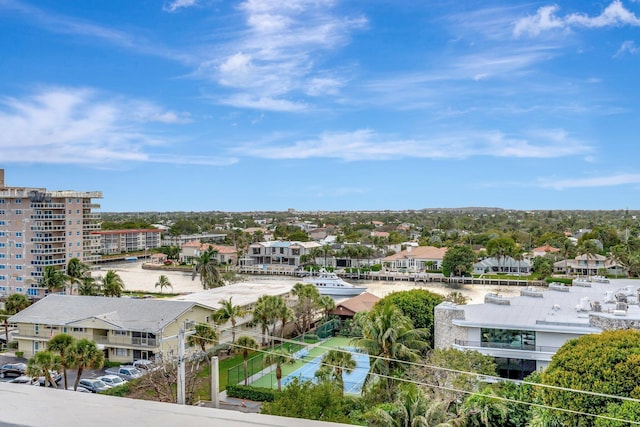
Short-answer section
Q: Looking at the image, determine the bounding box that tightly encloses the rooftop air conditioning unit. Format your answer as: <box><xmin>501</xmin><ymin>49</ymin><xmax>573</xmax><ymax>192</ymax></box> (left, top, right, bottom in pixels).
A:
<box><xmin>592</xmin><ymin>301</ymin><xmax>602</xmax><ymax>312</ymax></box>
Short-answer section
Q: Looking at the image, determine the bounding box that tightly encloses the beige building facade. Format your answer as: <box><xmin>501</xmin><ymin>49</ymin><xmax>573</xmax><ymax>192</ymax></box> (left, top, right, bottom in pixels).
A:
<box><xmin>0</xmin><ymin>169</ymin><xmax>102</xmax><ymax>298</ymax></box>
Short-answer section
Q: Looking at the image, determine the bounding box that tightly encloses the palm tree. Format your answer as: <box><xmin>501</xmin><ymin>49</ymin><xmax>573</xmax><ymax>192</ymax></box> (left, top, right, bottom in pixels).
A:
<box><xmin>66</xmin><ymin>258</ymin><xmax>89</xmax><ymax>295</ymax></box>
<box><xmin>192</xmin><ymin>247</ymin><xmax>224</xmax><ymax>289</ymax></box>
<box><xmin>351</xmin><ymin>304</ymin><xmax>429</xmax><ymax>397</ymax></box>
<box><xmin>253</xmin><ymin>295</ymin><xmax>280</xmax><ymax>346</ymax></box>
<box><xmin>461</xmin><ymin>387</ymin><xmax>509</xmax><ymax>426</ymax></box>
<box><xmin>235</xmin><ymin>335</ymin><xmax>259</xmax><ymax>386</ymax></box>
<box><xmin>560</xmin><ymin>238</ymin><xmax>573</xmax><ymax>277</ymax></box>
<box><xmin>70</xmin><ymin>338</ymin><xmax>105</xmax><ymax>391</ymax></box>
<box><xmin>263</xmin><ymin>348</ymin><xmax>295</xmax><ymax>392</ymax></box>
<box><xmin>77</xmin><ymin>275</ymin><xmax>100</xmax><ymax>296</ymax></box>
<box><xmin>187</xmin><ymin>323</ymin><xmax>218</xmax><ymax>352</ymax></box>
<box><xmin>318</xmin><ymin>349</ymin><xmax>356</xmax><ymax>395</ymax></box>
<box><xmin>578</xmin><ymin>239</ymin><xmax>599</xmax><ymax>277</ymax></box>
<box><xmin>154</xmin><ymin>275</ymin><xmax>173</xmax><ymax>294</ymax></box>
<box><xmin>3</xmin><ymin>294</ymin><xmax>31</xmax><ymax>344</ymax></box>
<box><xmin>318</xmin><ymin>295</ymin><xmax>336</xmax><ymax>320</ymax></box>
<box><xmin>42</xmin><ymin>265</ymin><xmax>66</xmax><ymax>293</ymax></box>
<box><xmin>276</xmin><ymin>303</ymin><xmax>293</xmax><ymax>339</ymax></box>
<box><xmin>27</xmin><ymin>350</ymin><xmax>61</xmax><ymax>388</ymax></box>
<box><xmin>100</xmin><ymin>270</ymin><xmax>125</xmax><ymax>297</ymax></box>
<box><xmin>47</xmin><ymin>333</ymin><xmax>75</xmax><ymax>389</ymax></box>
<box><xmin>213</xmin><ymin>297</ymin><xmax>247</xmax><ymax>343</ymax></box>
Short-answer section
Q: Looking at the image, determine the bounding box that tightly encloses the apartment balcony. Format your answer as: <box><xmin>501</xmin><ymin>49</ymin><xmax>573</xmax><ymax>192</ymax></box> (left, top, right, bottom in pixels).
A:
<box><xmin>30</xmin><ymin>259</ymin><xmax>66</xmax><ymax>266</ymax></box>
<box><xmin>31</xmin><ymin>247</ymin><xmax>66</xmax><ymax>255</ymax></box>
<box><xmin>93</xmin><ymin>335</ymin><xmax>159</xmax><ymax>349</ymax></box>
<box><xmin>30</xmin><ymin>214</ymin><xmax>66</xmax><ymax>220</ymax></box>
<box><xmin>83</xmin><ymin>213</ymin><xmax>101</xmax><ymax>220</ymax></box>
<box><xmin>30</xmin><ymin>236</ymin><xmax>66</xmax><ymax>243</ymax></box>
<box><xmin>83</xmin><ymin>224</ymin><xmax>101</xmax><ymax>231</ymax></box>
<box><xmin>30</xmin><ymin>225</ymin><xmax>66</xmax><ymax>231</ymax></box>
<box><xmin>31</xmin><ymin>203</ymin><xmax>66</xmax><ymax>209</ymax></box>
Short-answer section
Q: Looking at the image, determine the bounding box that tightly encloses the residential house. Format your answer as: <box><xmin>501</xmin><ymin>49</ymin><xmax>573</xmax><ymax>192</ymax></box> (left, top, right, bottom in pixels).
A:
<box><xmin>473</xmin><ymin>256</ymin><xmax>532</xmax><ymax>275</ymax></box>
<box><xmin>531</xmin><ymin>245</ymin><xmax>560</xmax><ymax>258</ymax></box>
<box><xmin>180</xmin><ymin>242</ymin><xmax>238</xmax><ymax>265</ymax></box>
<box><xmin>553</xmin><ymin>254</ymin><xmax>626</xmax><ymax>276</ymax></box>
<box><xmin>161</xmin><ymin>232</ymin><xmax>226</xmax><ymax>247</ymax></box>
<box><xmin>434</xmin><ymin>280</ymin><xmax>640</xmax><ymax>380</ymax></box>
<box><xmin>329</xmin><ymin>292</ymin><xmax>380</xmax><ymax>320</ymax></box>
<box><xmin>8</xmin><ymin>295</ymin><xmax>216</xmax><ymax>362</ymax></box>
<box><xmin>382</xmin><ymin>246</ymin><xmax>447</xmax><ymax>272</ymax></box>
<box><xmin>244</xmin><ymin>241</ymin><xmax>321</xmax><ymax>268</ymax></box>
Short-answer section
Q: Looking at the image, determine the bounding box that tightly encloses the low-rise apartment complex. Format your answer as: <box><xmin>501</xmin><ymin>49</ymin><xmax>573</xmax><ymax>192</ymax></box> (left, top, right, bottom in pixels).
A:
<box><xmin>8</xmin><ymin>295</ymin><xmax>215</xmax><ymax>362</ymax></box>
<box><xmin>92</xmin><ymin>229</ymin><xmax>162</xmax><ymax>254</ymax></box>
<box><xmin>0</xmin><ymin>169</ymin><xmax>102</xmax><ymax>298</ymax></box>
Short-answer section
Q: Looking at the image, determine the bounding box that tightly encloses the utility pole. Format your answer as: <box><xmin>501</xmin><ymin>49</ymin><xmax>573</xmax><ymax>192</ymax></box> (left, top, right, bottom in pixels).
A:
<box><xmin>177</xmin><ymin>327</ymin><xmax>186</xmax><ymax>405</ymax></box>
<box><xmin>211</xmin><ymin>356</ymin><xmax>219</xmax><ymax>408</ymax></box>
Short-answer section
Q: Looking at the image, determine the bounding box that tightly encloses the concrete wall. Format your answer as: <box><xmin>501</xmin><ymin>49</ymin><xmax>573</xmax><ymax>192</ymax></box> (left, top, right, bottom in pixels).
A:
<box><xmin>434</xmin><ymin>302</ymin><xmax>467</xmax><ymax>349</ymax></box>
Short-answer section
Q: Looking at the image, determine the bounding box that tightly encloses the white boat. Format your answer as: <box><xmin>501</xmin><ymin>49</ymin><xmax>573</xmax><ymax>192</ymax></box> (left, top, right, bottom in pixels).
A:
<box><xmin>303</xmin><ymin>271</ymin><xmax>367</xmax><ymax>296</ymax></box>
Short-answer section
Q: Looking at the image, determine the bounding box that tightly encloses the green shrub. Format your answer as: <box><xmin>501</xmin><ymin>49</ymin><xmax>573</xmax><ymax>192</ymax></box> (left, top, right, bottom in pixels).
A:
<box><xmin>15</xmin><ymin>351</ymin><xmax>23</xmax><ymax>358</ymax></box>
<box><xmin>226</xmin><ymin>384</ymin><xmax>278</xmax><ymax>402</ymax></box>
<box><xmin>546</xmin><ymin>277</ymin><xmax>572</xmax><ymax>285</ymax></box>
<box><xmin>101</xmin><ymin>382</ymin><xmax>131</xmax><ymax>397</ymax></box>
<box><xmin>371</xmin><ymin>264</ymin><xmax>382</xmax><ymax>272</ymax></box>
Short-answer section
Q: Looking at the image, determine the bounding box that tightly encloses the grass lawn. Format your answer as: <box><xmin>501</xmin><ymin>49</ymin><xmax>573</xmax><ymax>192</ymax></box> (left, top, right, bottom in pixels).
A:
<box><xmin>249</xmin><ymin>336</ymin><xmax>354</xmax><ymax>389</ymax></box>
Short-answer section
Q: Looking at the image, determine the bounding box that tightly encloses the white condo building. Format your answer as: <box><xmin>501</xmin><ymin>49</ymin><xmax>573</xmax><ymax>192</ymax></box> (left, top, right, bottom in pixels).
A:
<box><xmin>0</xmin><ymin>169</ymin><xmax>102</xmax><ymax>298</ymax></box>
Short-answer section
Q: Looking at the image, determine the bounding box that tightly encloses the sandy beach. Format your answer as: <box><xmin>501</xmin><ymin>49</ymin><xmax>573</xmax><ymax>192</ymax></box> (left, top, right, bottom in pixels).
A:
<box><xmin>94</xmin><ymin>261</ymin><xmax>527</xmax><ymax>304</ymax></box>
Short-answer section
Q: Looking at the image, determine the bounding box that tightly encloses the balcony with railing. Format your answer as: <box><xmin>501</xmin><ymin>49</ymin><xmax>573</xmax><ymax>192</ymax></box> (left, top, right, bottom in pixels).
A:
<box><xmin>91</xmin><ymin>335</ymin><xmax>159</xmax><ymax>348</ymax></box>
<box><xmin>454</xmin><ymin>339</ymin><xmax>559</xmax><ymax>353</ymax></box>
<box><xmin>30</xmin><ymin>214</ymin><xmax>66</xmax><ymax>220</ymax></box>
<box><xmin>30</xmin><ymin>236</ymin><xmax>66</xmax><ymax>243</ymax></box>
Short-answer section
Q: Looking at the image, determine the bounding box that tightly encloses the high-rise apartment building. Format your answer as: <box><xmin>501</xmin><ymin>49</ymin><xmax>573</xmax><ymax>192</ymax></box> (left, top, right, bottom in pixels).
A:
<box><xmin>0</xmin><ymin>169</ymin><xmax>102</xmax><ymax>298</ymax></box>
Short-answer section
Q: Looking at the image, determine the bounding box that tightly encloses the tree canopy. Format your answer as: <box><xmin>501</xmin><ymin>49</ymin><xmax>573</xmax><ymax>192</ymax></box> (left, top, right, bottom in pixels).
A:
<box><xmin>441</xmin><ymin>245</ymin><xmax>477</xmax><ymax>277</ymax></box>
<box><xmin>374</xmin><ymin>289</ymin><xmax>444</xmax><ymax>347</ymax></box>
<box><xmin>540</xmin><ymin>329</ymin><xmax>640</xmax><ymax>427</ymax></box>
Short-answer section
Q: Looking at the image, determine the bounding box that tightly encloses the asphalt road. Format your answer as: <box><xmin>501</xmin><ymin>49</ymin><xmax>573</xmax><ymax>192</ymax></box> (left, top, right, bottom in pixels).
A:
<box><xmin>0</xmin><ymin>353</ymin><xmax>106</xmax><ymax>390</ymax></box>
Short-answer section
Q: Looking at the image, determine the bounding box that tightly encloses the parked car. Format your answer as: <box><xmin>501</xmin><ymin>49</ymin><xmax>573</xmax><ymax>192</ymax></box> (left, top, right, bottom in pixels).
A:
<box><xmin>97</xmin><ymin>374</ymin><xmax>128</xmax><ymax>388</ymax></box>
<box><xmin>38</xmin><ymin>371</ymin><xmax>63</xmax><ymax>387</ymax></box>
<box><xmin>104</xmin><ymin>365</ymin><xmax>144</xmax><ymax>381</ymax></box>
<box><xmin>67</xmin><ymin>386</ymin><xmax>92</xmax><ymax>393</ymax></box>
<box><xmin>78</xmin><ymin>378</ymin><xmax>111</xmax><ymax>393</ymax></box>
<box><xmin>8</xmin><ymin>375</ymin><xmax>38</xmax><ymax>385</ymax></box>
<box><xmin>0</xmin><ymin>363</ymin><xmax>27</xmax><ymax>378</ymax></box>
<box><xmin>132</xmin><ymin>359</ymin><xmax>158</xmax><ymax>373</ymax></box>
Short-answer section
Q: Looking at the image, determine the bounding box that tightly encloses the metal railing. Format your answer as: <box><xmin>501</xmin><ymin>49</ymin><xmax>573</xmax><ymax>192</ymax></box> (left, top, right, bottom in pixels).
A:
<box><xmin>454</xmin><ymin>339</ymin><xmax>559</xmax><ymax>353</ymax></box>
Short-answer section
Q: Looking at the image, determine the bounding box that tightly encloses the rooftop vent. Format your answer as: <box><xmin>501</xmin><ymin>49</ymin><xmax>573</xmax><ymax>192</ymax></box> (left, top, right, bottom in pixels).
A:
<box><xmin>484</xmin><ymin>293</ymin><xmax>510</xmax><ymax>305</ymax></box>
<box><xmin>520</xmin><ymin>288</ymin><xmax>544</xmax><ymax>298</ymax></box>
<box><xmin>616</xmin><ymin>302</ymin><xmax>628</xmax><ymax>312</ymax></box>
<box><xmin>549</xmin><ymin>282</ymin><xmax>570</xmax><ymax>292</ymax></box>
<box><xmin>592</xmin><ymin>301</ymin><xmax>602</xmax><ymax>312</ymax></box>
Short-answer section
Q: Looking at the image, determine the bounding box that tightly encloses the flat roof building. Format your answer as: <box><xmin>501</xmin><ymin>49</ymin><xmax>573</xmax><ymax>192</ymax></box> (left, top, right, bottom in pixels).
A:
<box><xmin>0</xmin><ymin>169</ymin><xmax>102</xmax><ymax>298</ymax></box>
<box><xmin>434</xmin><ymin>279</ymin><xmax>640</xmax><ymax>380</ymax></box>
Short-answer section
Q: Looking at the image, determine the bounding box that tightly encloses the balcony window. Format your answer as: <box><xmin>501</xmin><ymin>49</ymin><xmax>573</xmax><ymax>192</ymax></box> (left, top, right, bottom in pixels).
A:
<box><xmin>481</xmin><ymin>328</ymin><xmax>536</xmax><ymax>350</ymax></box>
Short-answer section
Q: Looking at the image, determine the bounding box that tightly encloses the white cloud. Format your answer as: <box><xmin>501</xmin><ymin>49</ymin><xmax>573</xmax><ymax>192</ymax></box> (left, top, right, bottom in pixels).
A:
<box><xmin>614</xmin><ymin>40</ymin><xmax>640</xmax><ymax>57</ymax></box>
<box><xmin>514</xmin><ymin>1</ymin><xmax>640</xmax><ymax>37</ymax></box>
<box><xmin>514</xmin><ymin>5</ymin><xmax>565</xmax><ymax>37</ymax></box>
<box><xmin>193</xmin><ymin>0</ymin><xmax>366</xmax><ymax>110</ymax></box>
<box><xmin>218</xmin><ymin>94</ymin><xmax>308</xmax><ymax>112</ymax></box>
<box><xmin>0</xmin><ymin>86</ymin><xmax>226</xmax><ymax>165</ymax></box>
<box><xmin>163</xmin><ymin>0</ymin><xmax>198</xmax><ymax>13</ymax></box>
<box><xmin>232</xmin><ymin>128</ymin><xmax>592</xmax><ymax>161</ymax></box>
<box><xmin>539</xmin><ymin>173</ymin><xmax>640</xmax><ymax>190</ymax></box>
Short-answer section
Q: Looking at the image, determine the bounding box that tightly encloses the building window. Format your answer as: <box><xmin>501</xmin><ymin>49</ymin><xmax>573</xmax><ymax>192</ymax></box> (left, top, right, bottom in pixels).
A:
<box><xmin>15</xmin><ymin>199</ymin><xmax>21</xmax><ymax>204</ymax></box>
<box><xmin>481</xmin><ymin>328</ymin><xmax>536</xmax><ymax>350</ymax></box>
<box><xmin>15</xmin><ymin>232</ymin><xmax>21</xmax><ymax>237</ymax></box>
<box><xmin>0</xmin><ymin>255</ymin><xmax>5</xmax><ymax>259</ymax></box>
<box><xmin>15</xmin><ymin>209</ymin><xmax>21</xmax><ymax>214</ymax></box>
<box><xmin>115</xmin><ymin>348</ymin><xmax>128</xmax><ymax>357</ymax></box>
<box><xmin>16</xmin><ymin>277</ymin><xmax>23</xmax><ymax>281</ymax></box>
<box><xmin>72</xmin><ymin>327</ymin><xmax>85</xmax><ymax>333</ymax></box>
<box><xmin>15</xmin><ymin>243</ymin><xmax>22</xmax><ymax>248</ymax></box>
<box><xmin>27</xmin><ymin>288</ymin><xmax>38</xmax><ymax>296</ymax></box>
<box><xmin>16</xmin><ymin>287</ymin><xmax>22</xmax><ymax>292</ymax></box>
<box><xmin>112</xmin><ymin>330</ymin><xmax>128</xmax><ymax>336</ymax></box>
<box><xmin>0</xmin><ymin>199</ymin><xmax>4</xmax><ymax>204</ymax></box>
<box><xmin>0</xmin><ymin>210</ymin><xmax>4</xmax><ymax>215</ymax></box>
<box><xmin>15</xmin><ymin>254</ymin><xmax>22</xmax><ymax>259</ymax></box>
<box><xmin>0</xmin><ymin>286</ymin><xmax>5</xmax><ymax>291</ymax></box>
<box><xmin>16</xmin><ymin>265</ymin><xmax>22</xmax><ymax>270</ymax></box>
<box><xmin>0</xmin><ymin>221</ymin><xmax>4</xmax><ymax>226</ymax></box>
<box><xmin>0</xmin><ymin>276</ymin><xmax>5</xmax><ymax>281</ymax></box>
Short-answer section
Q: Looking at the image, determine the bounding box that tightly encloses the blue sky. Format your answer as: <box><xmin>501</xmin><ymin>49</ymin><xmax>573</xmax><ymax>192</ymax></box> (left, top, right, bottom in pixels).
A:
<box><xmin>1</xmin><ymin>0</ymin><xmax>640</xmax><ymax>212</ymax></box>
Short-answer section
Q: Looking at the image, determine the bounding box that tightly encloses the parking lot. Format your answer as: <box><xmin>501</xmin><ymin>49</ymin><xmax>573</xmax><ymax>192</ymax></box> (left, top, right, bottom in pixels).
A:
<box><xmin>0</xmin><ymin>353</ymin><xmax>105</xmax><ymax>389</ymax></box>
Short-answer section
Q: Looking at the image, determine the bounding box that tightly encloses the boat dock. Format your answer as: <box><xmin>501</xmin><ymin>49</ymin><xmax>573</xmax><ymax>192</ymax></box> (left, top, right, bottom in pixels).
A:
<box><xmin>236</xmin><ymin>266</ymin><xmax>546</xmax><ymax>287</ymax></box>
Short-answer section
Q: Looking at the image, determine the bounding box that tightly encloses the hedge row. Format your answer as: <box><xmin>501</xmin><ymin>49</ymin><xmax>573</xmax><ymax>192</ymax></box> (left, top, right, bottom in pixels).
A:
<box><xmin>226</xmin><ymin>384</ymin><xmax>279</xmax><ymax>402</ymax></box>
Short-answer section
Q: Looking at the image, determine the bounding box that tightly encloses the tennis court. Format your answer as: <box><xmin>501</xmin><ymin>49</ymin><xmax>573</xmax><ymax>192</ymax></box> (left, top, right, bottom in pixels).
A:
<box><xmin>283</xmin><ymin>347</ymin><xmax>369</xmax><ymax>394</ymax></box>
<box><xmin>249</xmin><ymin>336</ymin><xmax>369</xmax><ymax>394</ymax></box>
